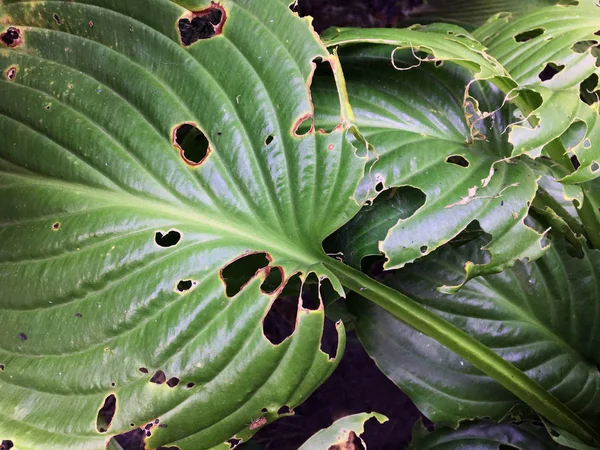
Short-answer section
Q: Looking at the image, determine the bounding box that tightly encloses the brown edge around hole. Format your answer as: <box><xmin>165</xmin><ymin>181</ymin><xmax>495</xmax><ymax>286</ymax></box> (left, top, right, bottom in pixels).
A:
<box><xmin>0</xmin><ymin>27</ymin><xmax>22</xmax><ymax>48</ymax></box>
<box><xmin>171</xmin><ymin>122</ymin><xmax>211</xmax><ymax>167</ymax></box>
<box><xmin>219</xmin><ymin>251</ymin><xmax>274</xmax><ymax>298</ymax></box>
<box><xmin>178</xmin><ymin>1</ymin><xmax>227</xmax><ymax>46</ymax></box>
<box><xmin>260</xmin><ymin>266</ymin><xmax>286</xmax><ymax>296</ymax></box>
<box><xmin>5</xmin><ymin>66</ymin><xmax>16</xmax><ymax>81</ymax></box>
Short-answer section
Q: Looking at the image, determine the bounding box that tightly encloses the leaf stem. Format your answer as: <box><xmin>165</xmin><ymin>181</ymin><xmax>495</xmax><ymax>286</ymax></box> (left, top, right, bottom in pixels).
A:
<box><xmin>322</xmin><ymin>256</ymin><xmax>600</xmax><ymax>446</ymax></box>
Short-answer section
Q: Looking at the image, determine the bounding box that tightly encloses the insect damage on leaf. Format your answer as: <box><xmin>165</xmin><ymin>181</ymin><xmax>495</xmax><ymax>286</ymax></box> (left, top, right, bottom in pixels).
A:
<box><xmin>154</xmin><ymin>229</ymin><xmax>182</xmax><ymax>248</ymax></box>
<box><xmin>172</xmin><ymin>123</ymin><xmax>211</xmax><ymax>166</ymax></box>
<box><xmin>96</xmin><ymin>394</ymin><xmax>116</xmax><ymax>433</ymax></box>
<box><xmin>0</xmin><ymin>27</ymin><xmax>21</xmax><ymax>47</ymax></box>
<box><xmin>178</xmin><ymin>2</ymin><xmax>226</xmax><ymax>46</ymax></box>
<box><xmin>4</xmin><ymin>66</ymin><xmax>16</xmax><ymax>81</ymax></box>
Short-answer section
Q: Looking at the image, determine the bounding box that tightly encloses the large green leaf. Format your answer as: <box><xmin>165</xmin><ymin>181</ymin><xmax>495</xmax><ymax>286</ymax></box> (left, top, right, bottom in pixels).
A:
<box><xmin>348</xmin><ymin>233</ymin><xmax>600</xmax><ymax>426</ymax></box>
<box><xmin>315</xmin><ymin>45</ymin><xmax>546</xmax><ymax>289</ymax></box>
<box><xmin>409</xmin><ymin>420</ymin><xmax>565</xmax><ymax>449</ymax></box>
<box><xmin>0</xmin><ymin>1</ymin><xmax>364</xmax><ymax>448</ymax></box>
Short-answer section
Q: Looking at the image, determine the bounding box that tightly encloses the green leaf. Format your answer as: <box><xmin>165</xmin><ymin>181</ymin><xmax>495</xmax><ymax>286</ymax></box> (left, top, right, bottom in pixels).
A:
<box><xmin>298</xmin><ymin>412</ymin><xmax>388</xmax><ymax>450</ymax></box>
<box><xmin>405</xmin><ymin>0</ymin><xmax>557</xmax><ymax>28</ymax></box>
<box><xmin>348</xmin><ymin>233</ymin><xmax>600</xmax><ymax>426</ymax></box>
<box><xmin>409</xmin><ymin>420</ymin><xmax>565</xmax><ymax>449</ymax></box>
<box><xmin>475</xmin><ymin>2</ymin><xmax>600</xmax><ymax>182</ymax></box>
<box><xmin>0</xmin><ymin>1</ymin><xmax>362</xmax><ymax>448</ymax></box>
<box><xmin>315</xmin><ymin>45</ymin><xmax>546</xmax><ymax>289</ymax></box>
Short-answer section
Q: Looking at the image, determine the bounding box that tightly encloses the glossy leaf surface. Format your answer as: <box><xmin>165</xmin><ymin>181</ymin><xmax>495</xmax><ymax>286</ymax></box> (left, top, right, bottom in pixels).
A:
<box><xmin>409</xmin><ymin>420</ymin><xmax>565</xmax><ymax>449</ymax></box>
<box><xmin>0</xmin><ymin>1</ymin><xmax>362</xmax><ymax>448</ymax></box>
<box><xmin>314</xmin><ymin>45</ymin><xmax>546</xmax><ymax>288</ymax></box>
<box><xmin>349</xmin><ymin>235</ymin><xmax>600</xmax><ymax>426</ymax></box>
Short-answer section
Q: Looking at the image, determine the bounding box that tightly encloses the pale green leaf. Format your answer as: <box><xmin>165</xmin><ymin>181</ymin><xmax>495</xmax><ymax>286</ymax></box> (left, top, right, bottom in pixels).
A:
<box><xmin>298</xmin><ymin>412</ymin><xmax>388</xmax><ymax>450</ymax></box>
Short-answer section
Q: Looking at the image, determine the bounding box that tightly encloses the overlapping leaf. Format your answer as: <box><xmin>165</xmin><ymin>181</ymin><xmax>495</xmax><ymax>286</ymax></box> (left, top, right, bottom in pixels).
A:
<box><xmin>409</xmin><ymin>420</ymin><xmax>565</xmax><ymax>449</ymax></box>
<box><xmin>0</xmin><ymin>1</ymin><xmax>365</xmax><ymax>448</ymax></box>
<box><xmin>347</xmin><ymin>234</ymin><xmax>600</xmax><ymax>426</ymax></box>
<box><xmin>475</xmin><ymin>1</ymin><xmax>600</xmax><ymax>183</ymax></box>
<box><xmin>314</xmin><ymin>45</ymin><xmax>546</xmax><ymax>288</ymax></box>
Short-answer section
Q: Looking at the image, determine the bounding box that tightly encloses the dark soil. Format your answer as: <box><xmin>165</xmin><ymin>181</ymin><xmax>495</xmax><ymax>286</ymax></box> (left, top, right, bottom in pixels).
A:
<box><xmin>240</xmin><ymin>329</ymin><xmax>424</xmax><ymax>450</ymax></box>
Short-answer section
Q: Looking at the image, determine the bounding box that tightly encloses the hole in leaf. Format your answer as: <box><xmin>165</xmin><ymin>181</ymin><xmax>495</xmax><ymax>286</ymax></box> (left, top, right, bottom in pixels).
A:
<box><xmin>166</xmin><ymin>377</ymin><xmax>180</xmax><ymax>388</ymax></box>
<box><xmin>150</xmin><ymin>370</ymin><xmax>167</xmax><ymax>384</ymax></box>
<box><xmin>221</xmin><ymin>252</ymin><xmax>270</xmax><ymax>297</ymax></box>
<box><xmin>320</xmin><ymin>316</ymin><xmax>339</xmax><ymax>360</ymax></box>
<box><xmin>329</xmin><ymin>431</ymin><xmax>366</xmax><ymax>450</ymax></box>
<box><xmin>1</xmin><ymin>441</ymin><xmax>13</xmax><ymax>450</ymax></box>
<box><xmin>1</xmin><ymin>28</ymin><xmax>21</xmax><ymax>48</ymax></box>
<box><xmin>446</xmin><ymin>155</ymin><xmax>469</xmax><ymax>167</ymax></box>
<box><xmin>571</xmin><ymin>155</ymin><xmax>581</xmax><ymax>169</ymax></box>
<box><xmin>261</xmin><ymin>407</ymin><xmax>268</xmax><ymax>413</ymax></box>
<box><xmin>311</xmin><ymin>57</ymin><xmax>339</xmax><ymax>134</ymax></box>
<box><xmin>514</xmin><ymin>28</ymin><xmax>544</xmax><ymax>42</ymax></box>
<box><xmin>176</xmin><ymin>279</ymin><xmax>194</xmax><ymax>293</ymax></box>
<box><xmin>52</xmin><ymin>222</ymin><xmax>60</xmax><ymax>230</ymax></box>
<box><xmin>139</xmin><ymin>367</ymin><xmax>149</xmax><ymax>374</ymax></box>
<box><xmin>228</xmin><ymin>438</ymin><xmax>242</xmax><ymax>449</ymax></box>
<box><xmin>435</xmin><ymin>60</ymin><xmax>443</xmax><ymax>67</ymax></box>
<box><xmin>538</xmin><ymin>62</ymin><xmax>565</xmax><ymax>81</ymax></box>
<box><xmin>185</xmin><ymin>382</ymin><xmax>196</xmax><ymax>389</ymax></box>
<box><xmin>420</xmin><ymin>246</ymin><xmax>428</xmax><ymax>254</ymax></box>
<box><xmin>572</xmin><ymin>40</ymin><xmax>599</xmax><ymax>53</ymax></box>
<box><xmin>96</xmin><ymin>394</ymin><xmax>116</xmax><ymax>433</ymax></box>
<box><xmin>53</xmin><ymin>14</ymin><xmax>61</xmax><ymax>25</ymax></box>
<box><xmin>499</xmin><ymin>446</ymin><xmax>519</xmax><ymax>450</ymax></box>
<box><xmin>260</xmin><ymin>266</ymin><xmax>284</xmax><ymax>294</ymax></box>
<box><xmin>18</xmin><ymin>333</ymin><xmax>27</xmax><ymax>341</ymax></box>
<box><xmin>301</xmin><ymin>274</ymin><xmax>321</xmax><ymax>310</ymax></box>
<box><xmin>75</xmin><ymin>313</ymin><xmax>82</xmax><ymax>318</ymax></box>
<box><xmin>178</xmin><ymin>2</ymin><xmax>226</xmax><ymax>46</ymax></box>
<box><xmin>263</xmin><ymin>283</ymin><xmax>300</xmax><ymax>345</ymax></box>
<box><xmin>277</xmin><ymin>405</ymin><xmax>291</xmax><ymax>415</ymax></box>
<box><xmin>154</xmin><ymin>230</ymin><xmax>181</xmax><ymax>248</ymax></box>
<box><xmin>292</xmin><ymin>113</ymin><xmax>313</xmax><ymax>137</ymax></box>
<box><xmin>584</xmin><ymin>138</ymin><xmax>592</xmax><ymax>149</ymax></box>
<box><xmin>580</xmin><ymin>73</ymin><xmax>599</xmax><ymax>105</ymax></box>
<box><xmin>592</xmin><ymin>162</ymin><xmax>599</xmax><ymax>172</ymax></box>
<box><xmin>111</xmin><ymin>429</ymin><xmax>145</xmax><ymax>450</ymax></box>
<box><xmin>375</xmin><ymin>182</ymin><xmax>384</xmax><ymax>192</ymax></box>
<box><xmin>0</xmin><ymin>364</ymin><xmax>4</xmax><ymax>371</ymax></box>
<box><xmin>173</xmin><ymin>123</ymin><xmax>210</xmax><ymax>165</ymax></box>
<box><xmin>5</xmin><ymin>67</ymin><xmax>16</xmax><ymax>81</ymax></box>
<box><xmin>265</xmin><ymin>135</ymin><xmax>274</xmax><ymax>146</ymax></box>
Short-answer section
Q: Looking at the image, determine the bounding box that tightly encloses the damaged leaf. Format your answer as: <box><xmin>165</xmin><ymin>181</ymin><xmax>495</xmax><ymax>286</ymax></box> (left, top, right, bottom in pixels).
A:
<box><xmin>348</xmin><ymin>232</ymin><xmax>600</xmax><ymax>426</ymax></box>
<box><xmin>0</xmin><ymin>0</ymin><xmax>359</xmax><ymax>448</ymax></box>
<box><xmin>314</xmin><ymin>45</ymin><xmax>547</xmax><ymax>289</ymax></box>
<box><xmin>298</xmin><ymin>412</ymin><xmax>388</xmax><ymax>450</ymax></box>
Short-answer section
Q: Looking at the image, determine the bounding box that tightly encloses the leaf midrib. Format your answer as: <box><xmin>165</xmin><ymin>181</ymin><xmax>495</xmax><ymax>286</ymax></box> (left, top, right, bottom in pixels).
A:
<box><xmin>3</xmin><ymin>172</ymin><xmax>321</xmax><ymax>266</ymax></box>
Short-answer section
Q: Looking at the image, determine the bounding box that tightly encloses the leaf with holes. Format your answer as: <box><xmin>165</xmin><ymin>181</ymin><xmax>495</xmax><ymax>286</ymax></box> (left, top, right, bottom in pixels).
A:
<box><xmin>347</xmin><ymin>232</ymin><xmax>600</xmax><ymax>426</ymax></box>
<box><xmin>474</xmin><ymin>1</ymin><xmax>600</xmax><ymax>183</ymax></box>
<box><xmin>315</xmin><ymin>45</ymin><xmax>547</xmax><ymax>289</ymax></box>
<box><xmin>297</xmin><ymin>412</ymin><xmax>388</xmax><ymax>450</ymax></box>
<box><xmin>0</xmin><ymin>0</ymin><xmax>362</xmax><ymax>448</ymax></box>
<box><xmin>408</xmin><ymin>420</ymin><xmax>565</xmax><ymax>449</ymax></box>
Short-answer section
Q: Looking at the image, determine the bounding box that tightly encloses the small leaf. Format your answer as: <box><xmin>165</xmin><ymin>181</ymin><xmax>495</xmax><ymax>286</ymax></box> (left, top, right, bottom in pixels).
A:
<box><xmin>298</xmin><ymin>412</ymin><xmax>388</xmax><ymax>450</ymax></box>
